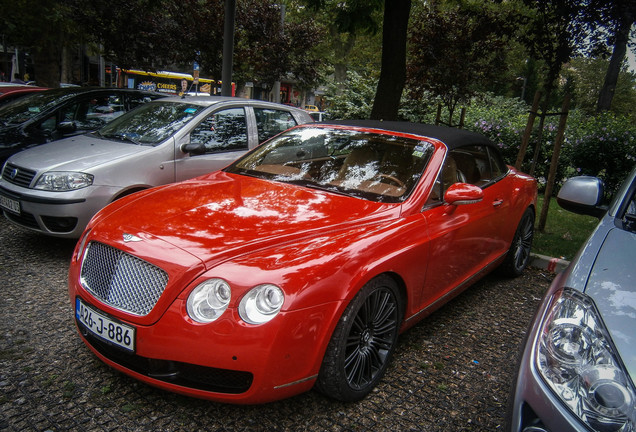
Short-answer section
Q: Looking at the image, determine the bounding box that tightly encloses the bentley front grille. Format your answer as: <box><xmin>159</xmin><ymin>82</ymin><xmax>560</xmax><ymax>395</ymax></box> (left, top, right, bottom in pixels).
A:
<box><xmin>80</xmin><ymin>241</ymin><xmax>169</xmax><ymax>316</ymax></box>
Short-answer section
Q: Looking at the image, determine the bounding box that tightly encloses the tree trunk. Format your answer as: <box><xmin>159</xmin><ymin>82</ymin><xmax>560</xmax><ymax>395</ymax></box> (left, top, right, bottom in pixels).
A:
<box><xmin>370</xmin><ymin>0</ymin><xmax>411</xmax><ymax>121</ymax></box>
<box><xmin>596</xmin><ymin>11</ymin><xmax>633</xmax><ymax>112</ymax></box>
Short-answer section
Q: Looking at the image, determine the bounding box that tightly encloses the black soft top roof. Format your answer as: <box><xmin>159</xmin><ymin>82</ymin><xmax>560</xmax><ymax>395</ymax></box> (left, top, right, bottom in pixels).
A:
<box><xmin>318</xmin><ymin>120</ymin><xmax>493</xmax><ymax>150</ymax></box>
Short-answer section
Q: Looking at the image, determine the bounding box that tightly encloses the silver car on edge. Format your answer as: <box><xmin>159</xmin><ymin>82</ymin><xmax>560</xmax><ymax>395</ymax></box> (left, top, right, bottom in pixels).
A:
<box><xmin>0</xmin><ymin>96</ymin><xmax>313</xmax><ymax>238</ymax></box>
<box><xmin>507</xmin><ymin>166</ymin><xmax>636</xmax><ymax>432</ymax></box>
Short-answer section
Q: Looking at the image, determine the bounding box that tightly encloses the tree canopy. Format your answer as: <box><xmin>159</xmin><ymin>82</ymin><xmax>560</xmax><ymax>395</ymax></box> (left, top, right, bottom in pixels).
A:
<box><xmin>407</xmin><ymin>2</ymin><xmax>518</xmax><ymax>124</ymax></box>
<box><xmin>1</xmin><ymin>0</ymin><xmax>634</xmax><ymax>120</ymax></box>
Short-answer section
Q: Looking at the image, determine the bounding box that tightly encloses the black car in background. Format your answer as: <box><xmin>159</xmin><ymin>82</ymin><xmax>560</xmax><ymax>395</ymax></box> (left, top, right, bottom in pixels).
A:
<box><xmin>0</xmin><ymin>87</ymin><xmax>164</xmax><ymax>162</ymax></box>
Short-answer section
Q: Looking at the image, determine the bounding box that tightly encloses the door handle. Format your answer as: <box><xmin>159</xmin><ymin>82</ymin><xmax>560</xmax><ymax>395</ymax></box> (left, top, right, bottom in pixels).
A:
<box><xmin>493</xmin><ymin>199</ymin><xmax>504</xmax><ymax>207</ymax></box>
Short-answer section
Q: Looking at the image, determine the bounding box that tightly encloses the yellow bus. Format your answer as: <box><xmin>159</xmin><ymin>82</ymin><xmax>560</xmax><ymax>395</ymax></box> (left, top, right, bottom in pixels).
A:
<box><xmin>115</xmin><ymin>69</ymin><xmax>234</xmax><ymax>96</ymax></box>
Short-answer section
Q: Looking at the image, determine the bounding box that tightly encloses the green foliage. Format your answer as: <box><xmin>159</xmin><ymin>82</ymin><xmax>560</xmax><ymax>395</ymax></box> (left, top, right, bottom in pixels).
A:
<box><xmin>302</xmin><ymin>0</ymin><xmax>384</xmax><ymax>35</ymax></box>
<box><xmin>407</xmin><ymin>2</ymin><xmax>519</xmax><ymax>120</ymax></box>
<box><xmin>0</xmin><ymin>0</ymin><xmax>78</xmax><ymax>86</ymax></box>
<box><xmin>420</xmin><ymin>92</ymin><xmax>636</xmax><ymax>195</ymax></box>
<box><xmin>397</xmin><ymin>92</ymin><xmax>438</xmax><ymax>123</ymax></box>
<box><xmin>463</xmin><ymin>94</ymin><xmax>530</xmax><ymax>163</ymax></box>
<box><xmin>323</xmin><ymin>71</ymin><xmax>377</xmax><ymax>119</ymax></box>
<box><xmin>562</xmin><ymin>57</ymin><xmax>636</xmax><ymax>120</ymax></box>
<box><xmin>562</xmin><ymin>110</ymin><xmax>636</xmax><ymax>195</ymax></box>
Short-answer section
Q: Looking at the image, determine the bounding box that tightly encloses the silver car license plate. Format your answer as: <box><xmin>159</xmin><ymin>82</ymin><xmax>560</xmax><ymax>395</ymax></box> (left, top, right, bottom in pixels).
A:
<box><xmin>76</xmin><ymin>298</ymin><xmax>135</xmax><ymax>352</ymax></box>
<box><xmin>0</xmin><ymin>195</ymin><xmax>20</xmax><ymax>214</ymax></box>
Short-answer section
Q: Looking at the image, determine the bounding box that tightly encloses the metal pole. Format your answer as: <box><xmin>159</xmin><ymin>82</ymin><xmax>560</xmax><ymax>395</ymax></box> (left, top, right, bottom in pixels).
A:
<box><xmin>221</xmin><ymin>0</ymin><xmax>236</xmax><ymax>97</ymax></box>
<box><xmin>99</xmin><ymin>45</ymin><xmax>105</xmax><ymax>87</ymax></box>
<box><xmin>272</xmin><ymin>2</ymin><xmax>285</xmax><ymax>103</ymax></box>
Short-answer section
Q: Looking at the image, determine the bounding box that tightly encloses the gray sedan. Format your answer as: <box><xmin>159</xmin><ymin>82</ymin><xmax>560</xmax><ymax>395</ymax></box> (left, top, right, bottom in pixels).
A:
<box><xmin>507</xmin><ymin>167</ymin><xmax>636</xmax><ymax>431</ymax></box>
<box><xmin>0</xmin><ymin>96</ymin><xmax>313</xmax><ymax>238</ymax></box>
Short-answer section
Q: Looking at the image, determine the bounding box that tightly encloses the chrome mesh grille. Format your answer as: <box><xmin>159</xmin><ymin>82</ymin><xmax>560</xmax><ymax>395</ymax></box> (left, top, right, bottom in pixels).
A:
<box><xmin>80</xmin><ymin>241</ymin><xmax>169</xmax><ymax>316</ymax></box>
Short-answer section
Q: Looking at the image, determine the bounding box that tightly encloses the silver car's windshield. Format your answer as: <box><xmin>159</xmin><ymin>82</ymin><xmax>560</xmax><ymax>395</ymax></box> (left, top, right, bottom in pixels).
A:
<box><xmin>0</xmin><ymin>89</ymin><xmax>83</xmax><ymax>126</ymax></box>
<box><xmin>97</xmin><ymin>101</ymin><xmax>202</xmax><ymax>146</ymax></box>
<box><xmin>226</xmin><ymin>126</ymin><xmax>434</xmax><ymax>203</ymax></box>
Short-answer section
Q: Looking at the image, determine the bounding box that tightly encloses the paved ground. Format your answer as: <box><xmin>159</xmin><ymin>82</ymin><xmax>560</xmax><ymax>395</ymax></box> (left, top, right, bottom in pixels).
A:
<box><xmin>0</xmin><ymin>219</ymin><xmax>553</xmax><ymax>431</ymax></box>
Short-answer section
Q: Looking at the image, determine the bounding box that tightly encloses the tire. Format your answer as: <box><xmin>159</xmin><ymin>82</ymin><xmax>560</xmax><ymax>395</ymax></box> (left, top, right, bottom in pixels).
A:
<box><xmin>316</xmin><ymin>275</ymin><xmax>403</xmax><ymax>402</ymax></box>
<box><xmin>500</xmin><ymin>207</ymin><xmax>535</xmax><ymax>277</ymax></box>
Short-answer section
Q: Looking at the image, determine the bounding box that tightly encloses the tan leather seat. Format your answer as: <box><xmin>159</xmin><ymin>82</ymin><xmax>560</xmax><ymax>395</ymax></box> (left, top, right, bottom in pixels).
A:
<box><xmin>442</xmin><ymin>154</ymin><xmax>465</xmax><ymax>190</ymax></box>
<box><xmin>337</xmin><ymin>146</ymin><xmax>378</xmax><ymax>179</ymax></box>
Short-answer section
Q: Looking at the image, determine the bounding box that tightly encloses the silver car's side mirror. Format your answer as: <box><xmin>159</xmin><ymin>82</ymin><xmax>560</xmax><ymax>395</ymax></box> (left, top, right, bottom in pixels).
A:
<box><xmin>557</xmin><ymin>176</ymin><xmax>606</xmax><ymax>218</ymax></box>
<box><xmin>181</xmin><ymin>142</ymin><xmax>206</xmax><ymax>155</ymax></box>
<box><xmin>57</xmin><ymin>121</ymin><xmax>77</xmax><ymax>134</ymax></box>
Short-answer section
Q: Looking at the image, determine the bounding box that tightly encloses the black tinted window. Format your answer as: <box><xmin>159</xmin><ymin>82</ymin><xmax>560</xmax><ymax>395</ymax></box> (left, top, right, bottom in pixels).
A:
<box><xmin>451</xmin><ymin>145</ymin><xmax>507</xmax><ymax>187</ymax></box>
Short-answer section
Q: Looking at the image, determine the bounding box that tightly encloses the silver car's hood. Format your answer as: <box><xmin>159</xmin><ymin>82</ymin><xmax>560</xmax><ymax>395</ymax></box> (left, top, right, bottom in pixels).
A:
<box><xmin>7</xmin><ymin>134</ymin><xmax>148</xmax><ymax>172</ymax></box>
<box><xmin>585</xmin><ymin>227</ymin><xmax>636</xmax><ymax>382</ymax></box>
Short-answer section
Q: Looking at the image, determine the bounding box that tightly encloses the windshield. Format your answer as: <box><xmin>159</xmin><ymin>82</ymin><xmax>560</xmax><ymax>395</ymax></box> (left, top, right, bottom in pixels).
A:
<box><xmin>97</xmin><ymin>101</ymin><xmax>203</xmax><ymax>146</ymax></box>
<box><xmin>0</xmin><ymin>88</ymin><xmax>83</xmax><ymax>126</ymax></box>
<box><xmin>226</xmin><ymin>126</ymin><xmax>434</xmax><ymax>203</ymax></box>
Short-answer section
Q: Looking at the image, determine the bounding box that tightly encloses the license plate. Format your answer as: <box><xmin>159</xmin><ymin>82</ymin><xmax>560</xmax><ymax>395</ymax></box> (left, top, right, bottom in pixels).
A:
<box><xmin>76</xmin><ymin>298</ymin><xmax>135</xmax><ymax>352</ymax></box>
<box><xmin>0</xmin><ymin>195</ymin><xmax>20</xmax><ymax>214</ymax></box>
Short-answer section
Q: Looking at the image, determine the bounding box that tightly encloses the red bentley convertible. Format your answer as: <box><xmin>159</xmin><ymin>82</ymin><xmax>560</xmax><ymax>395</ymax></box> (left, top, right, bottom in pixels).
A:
<box><xmin>68</xmin><ymin>120</ymin><xmax>537</xmax><ymax>404</ymax></box>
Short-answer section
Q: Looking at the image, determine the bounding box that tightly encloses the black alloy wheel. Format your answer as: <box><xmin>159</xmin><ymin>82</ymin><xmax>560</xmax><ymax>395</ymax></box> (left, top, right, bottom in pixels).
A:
<box><xmin>501</xmin><ymin>207</ymin><xmax>535</xmax><ymax>277</ymax></box>
<box><xmin>316</xmin><ymin>275</ymin><xmax>403</xmax><ymax>402</ymax></box>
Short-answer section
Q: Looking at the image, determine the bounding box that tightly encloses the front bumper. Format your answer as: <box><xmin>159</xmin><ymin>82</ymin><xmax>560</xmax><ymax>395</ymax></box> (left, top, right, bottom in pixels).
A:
<box><xmin>70</xmin><ymin>287</ymin><xmax>342</xmax><ymax>404</ymax></box>
<box><xmin>0</xmin><ymin>182</ymin><xmax>117</xmax><ymax>238</ymax></box>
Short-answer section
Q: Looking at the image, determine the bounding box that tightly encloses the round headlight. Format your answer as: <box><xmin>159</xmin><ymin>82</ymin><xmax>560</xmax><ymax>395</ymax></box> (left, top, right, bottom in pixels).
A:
<box><xmin>545</xmin><ymin>318</ymin><xmax>594</xmax><ymax>367</ymax></box>
<box><xmin>582</xmin><ymin>365</ymin><xmax>633</xmax><ymax>420</ymax></box>
<box><xmin>186</xmin><ymin>279</ymin><xmax>231</xmax><ymax>323</ymax></box>
<box><xmin>239</xmin><ymin>284</ymin><xmax>284</xmax><ymax>325</ymax></box>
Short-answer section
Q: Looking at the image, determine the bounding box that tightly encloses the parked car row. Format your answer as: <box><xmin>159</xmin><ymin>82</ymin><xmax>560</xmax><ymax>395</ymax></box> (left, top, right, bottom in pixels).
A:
<box><xmin>0</xmin><ymin>95</ymin><xmax>313</xmax><ymax>237</ymax></box>
<box><xmin>4</xmin><ymin>85</ymin><xmax>630</xmax><ymax>426</ymax></box>
<box><xmin>0</xmin><ymin>86</ymin><xmax>166</xmax><ymax>163</ymax></box>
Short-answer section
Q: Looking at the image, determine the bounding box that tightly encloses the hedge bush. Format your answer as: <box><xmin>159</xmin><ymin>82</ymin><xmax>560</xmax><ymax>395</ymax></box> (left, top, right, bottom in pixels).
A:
<box><xmin>562</xmin><ymin>111</ymin><xmax>636</xmax><ymax>195</ymax></box>
<box><xmin>456</xmin><ymin>93</ymin><xmax>634</xmax><ymax>194</ymax></box>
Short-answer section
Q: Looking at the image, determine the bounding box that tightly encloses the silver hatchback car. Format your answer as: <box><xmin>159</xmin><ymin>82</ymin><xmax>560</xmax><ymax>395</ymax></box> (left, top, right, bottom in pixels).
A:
<box><xmin>0</xmin><ymin>96</ymin><xmax>313</xmax><ymax>238</ymax></box>
<box><xmin>507</xmin><ymin>167</ymin><xmax>636</xmax><ymax>432</ymax></box>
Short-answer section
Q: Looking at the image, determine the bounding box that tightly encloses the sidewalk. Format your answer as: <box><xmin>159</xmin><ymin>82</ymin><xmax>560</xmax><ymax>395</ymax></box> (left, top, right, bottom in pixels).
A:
<box><xmin>529</xmin><ymin>252</ymin><xmax>570</xmax><ymax>273</ymax></box>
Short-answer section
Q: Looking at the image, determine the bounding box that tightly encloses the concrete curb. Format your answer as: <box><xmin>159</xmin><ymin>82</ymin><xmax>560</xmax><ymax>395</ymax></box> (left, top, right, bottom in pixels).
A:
<box><xmin>530</xmin><ymin>252</ymin><xmax>570</xmax><ymax>274</ymax></box>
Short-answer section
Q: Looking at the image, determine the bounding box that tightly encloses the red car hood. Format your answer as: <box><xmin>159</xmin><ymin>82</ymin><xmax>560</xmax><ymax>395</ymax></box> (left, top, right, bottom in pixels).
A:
<box><xmin>93</xmin><ymin>171</ymin><xmax>401</xmax><ymax>269</ymax></box>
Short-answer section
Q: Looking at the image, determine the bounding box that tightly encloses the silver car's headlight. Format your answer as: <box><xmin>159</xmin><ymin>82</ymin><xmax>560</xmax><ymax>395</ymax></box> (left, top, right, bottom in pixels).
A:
<box><xmin>34</xmin><ymin>172</ymin><xmax>94</xmax><ymax>191</ymax></box>
<box><xmin>239</xmin><ymin>284</ymin><xmax>284</xmax><ymax>325</ymax></box>
<box><xmin>536</xmin><ymin>288</ymin><xmax>636</xmax><ymax>432</ymax></box>
<box><xmin>186</xmin><ymin>279</ymin><xmax>231</xmax><ymax>323</ymax></box>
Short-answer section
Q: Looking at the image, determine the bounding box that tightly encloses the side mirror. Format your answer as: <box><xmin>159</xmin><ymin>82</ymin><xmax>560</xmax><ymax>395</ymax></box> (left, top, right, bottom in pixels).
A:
<box><xmin>57</xmin><ymin>121</ymin><xmax>77</xmax><ymax>134</ymax></box>
<box><xmin>557</xmin><ymin>176</ymin><xmax>606</xmax><ymax>218</ymax></box>
<box><xmin>181</xmin><ymin>142</ymin><xmax>206</xmax><ymax>155</ymax></box>
<box><xmin>444</xmin><ymin>183</ymin><xmax>484</xmax><ymax>206</ymax></box>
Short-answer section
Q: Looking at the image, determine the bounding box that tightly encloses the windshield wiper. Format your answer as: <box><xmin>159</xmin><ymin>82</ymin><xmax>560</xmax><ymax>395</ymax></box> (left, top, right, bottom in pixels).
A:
<box><xmin>283</xmin><ymin>179</ymin><xmax>359</xmax><ymax>198</ymax></box>
<box><xmin>108</xmin><ymin>133</ymin><xmax>140</xmax><ymax>145</ymax></box>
